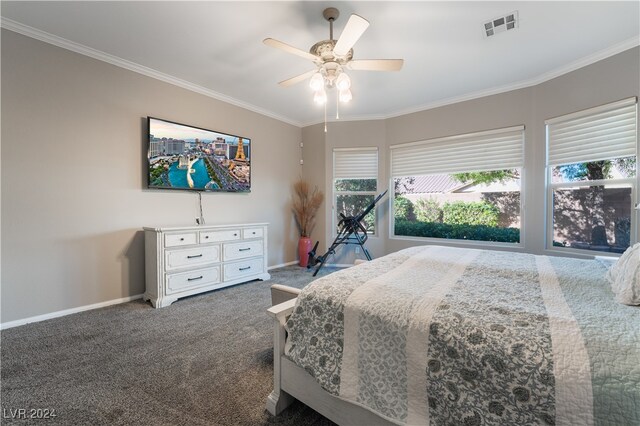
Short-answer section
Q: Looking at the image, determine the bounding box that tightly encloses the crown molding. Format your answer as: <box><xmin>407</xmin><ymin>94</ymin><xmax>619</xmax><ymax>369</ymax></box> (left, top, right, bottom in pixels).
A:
<box><xmin>0</xmin><ymin>17</ymin><xmax>303</xmax><ymax>127</ymax></box>
<box><xmin>2</xmin><ymin>17</ymin><xmax>637</xmax><ymax>129</ymax></box>
<box><xmin>529</xmin><ymin>36</ymin><xmax>640</xmax><ymax>86</ymax></box>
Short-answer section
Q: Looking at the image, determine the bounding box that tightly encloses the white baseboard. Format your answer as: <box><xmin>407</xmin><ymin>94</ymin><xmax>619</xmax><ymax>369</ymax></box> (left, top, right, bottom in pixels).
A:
<box><xmin>268</xmin><ymin>261</ymin><xmax>299</xmax><ymax>270</ymax></box>
<box><xmin>1</xmin><ymin>263</ymin><xmax>343</xmax><ymax>330</ymax></box>
<box><xmin>0</xmin><ymin>294</ymin><xmax>143</xmax><ymax>330</ymax></box>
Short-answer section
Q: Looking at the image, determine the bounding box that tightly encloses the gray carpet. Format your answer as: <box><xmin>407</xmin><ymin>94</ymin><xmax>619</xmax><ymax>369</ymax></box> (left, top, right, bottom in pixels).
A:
<box><xmin>1</xmin><ymin>266</ymin><xmax>341</xmax><ymax>425</ymax></box>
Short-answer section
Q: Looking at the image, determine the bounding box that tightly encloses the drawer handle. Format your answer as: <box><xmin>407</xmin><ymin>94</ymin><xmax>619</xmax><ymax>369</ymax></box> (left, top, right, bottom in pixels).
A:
<box><xmin>188</xmin><ymin>276</ymin><xmax>203</xmax><ymax>281</ymax></box>
<box><xmin>233</xmin><ymin>233</ymin><xmax>238</xmax><ymax>237</ymax></box>
<box><xmin>205</xmin><ymin>236</ymin><xmax>209</xmax><ymax>239</ymax></box>
<box><xmin>180</xmin><ymin>238</ymin><xmax>185</xmax><ymax>241</ymax></box>
<box><xmin>239</xmin><ymin>266</ymin><xmax>251</xmax><ymax>271</ymax></box>
<box><xmin>187</xmin><ymin>254</ymin><xmax>203</xmax><ymax>259</ymax></box>
<box><xmin>252</xmin><ymin>232</ymin><xmax>256</xmax><ymax>235</ymax></box>
<box><xmin>239</xmin><ymin>248</ymin><xmax>251</xmax><ymax>252</ymax></box>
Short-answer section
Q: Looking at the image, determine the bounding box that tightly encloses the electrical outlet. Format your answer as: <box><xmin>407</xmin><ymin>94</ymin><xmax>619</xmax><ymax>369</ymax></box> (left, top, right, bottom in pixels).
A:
<box><xmin>355</xmin><ymin>247</ymin><xmax>360</xmax><ymax>254</ymax></box>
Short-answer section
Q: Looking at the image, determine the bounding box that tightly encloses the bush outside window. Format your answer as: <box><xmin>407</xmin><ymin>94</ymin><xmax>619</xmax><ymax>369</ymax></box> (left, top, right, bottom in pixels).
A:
<box><xmin>393</xmin><ymin>169</ymin><xmax>521</xmax><ymax>243</ymax></box>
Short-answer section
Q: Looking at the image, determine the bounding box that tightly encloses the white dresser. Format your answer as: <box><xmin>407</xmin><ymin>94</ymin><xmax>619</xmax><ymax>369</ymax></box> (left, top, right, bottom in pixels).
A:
<box><xmin>143</xmin><ymin>223</ymin><xmax>270</xmax><ymax>308</ymax></box>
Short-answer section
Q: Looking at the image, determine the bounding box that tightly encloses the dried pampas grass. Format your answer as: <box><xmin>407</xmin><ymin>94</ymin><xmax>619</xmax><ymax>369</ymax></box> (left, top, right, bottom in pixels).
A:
<box><xmin>292</xmin><ymin>180</ymin><xmax>324</xmax><ymax>237</ymax></box>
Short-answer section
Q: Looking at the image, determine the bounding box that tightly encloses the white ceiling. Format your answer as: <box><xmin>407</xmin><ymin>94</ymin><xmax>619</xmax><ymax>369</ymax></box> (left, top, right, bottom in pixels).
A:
<box><xmin>2</xmin><ymin>1</ymin><xmax>639</xmax><ymax>127</ymax></box>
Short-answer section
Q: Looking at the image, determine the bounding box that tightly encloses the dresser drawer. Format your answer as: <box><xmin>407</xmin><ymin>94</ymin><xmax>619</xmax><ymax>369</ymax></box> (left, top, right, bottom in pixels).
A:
<box><xmin>223</xmin><ymin>258</ymin><xmax>264</xmax><ymax>281</ymax></box>
<box><xmin>200</xmin><ymin>229</ymin><xmax>241</xmax><ymax>243</ymax></box>
<box><xmin>223</xmin><ymin>240</ymin><xmax>264</xmax><ymax>261</ymax></box>
<box><xmin>166</xmin><ymin>267</ymin><xmax>220</xmax><ymax>294</ymax></box>
<box><xmin>165</xmin><ymin>245</ymin><xmax>220</xmax><ymax>271</ymax></box>
<box><xmin>242</xmin><ymin>227</ymin><xmax>264</xmax><ymax>239</ymax></box>
<box><xmin>165</xmin><ymin>232</ymin><xmax>197</xmax><ymax>248</ymax></box>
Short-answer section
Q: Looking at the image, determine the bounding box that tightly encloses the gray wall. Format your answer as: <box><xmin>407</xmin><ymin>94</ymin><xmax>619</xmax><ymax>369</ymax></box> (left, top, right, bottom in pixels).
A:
<box><xmin>1</xmin><ymin>30</ymin><xmax>302</xmax><ymax>323</ymax></box>
<box><xmin>304</xmin><ymin>47</ymin><xmax>640</xmax><ymax>259</ymax></box>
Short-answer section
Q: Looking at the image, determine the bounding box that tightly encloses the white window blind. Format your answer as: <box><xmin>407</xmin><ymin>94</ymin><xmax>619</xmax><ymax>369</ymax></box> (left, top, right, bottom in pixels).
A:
<box><xmin>546</xmin><ymin>97</ymin><xmax>637</xmax><ymax>166</ymax></box>
<box><xmin>390</xmin><ymin>126</ymin><xmax>524</xmax><ymax>177</ymax></box>
<box><xmin>334</xmin><ymin>148</ymin><xmax>378</xmax><ymax>179</ymax></box>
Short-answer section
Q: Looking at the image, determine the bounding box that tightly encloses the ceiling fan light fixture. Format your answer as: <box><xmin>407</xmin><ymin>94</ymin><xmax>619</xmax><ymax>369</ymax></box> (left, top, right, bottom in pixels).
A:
<box><xmin>314</xmin><ymin>88</ymin><xmax>327</xmax><ymax>105</ymax></box>
<box><xmin>309</xmin><ymin>72</ymin><xmax>325</xmax><ymax>91</ymax></box>
<box><xmin>336</xmin><ymin>72</ymin><xmax>351</xmax><ymax>91</ymax></box>
<box><xmin>339</xmin><ymin>88</ymin><xmax>352</xmax><ymax>103</ymax></box>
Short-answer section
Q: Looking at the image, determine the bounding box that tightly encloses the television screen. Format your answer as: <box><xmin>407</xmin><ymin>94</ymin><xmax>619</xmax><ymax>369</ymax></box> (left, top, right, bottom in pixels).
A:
<box><xmin>147</xmin><ymin>117</ymin><xmax>251</xmax><ymax>192</ymax></box>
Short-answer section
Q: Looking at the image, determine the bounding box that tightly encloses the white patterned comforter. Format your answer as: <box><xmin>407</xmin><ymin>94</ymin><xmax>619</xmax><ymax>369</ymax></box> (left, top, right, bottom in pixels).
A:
<box><xmin>284</xmin><ymin>246</ymin><xmax>639</xmax><ymax>426</ymax></box>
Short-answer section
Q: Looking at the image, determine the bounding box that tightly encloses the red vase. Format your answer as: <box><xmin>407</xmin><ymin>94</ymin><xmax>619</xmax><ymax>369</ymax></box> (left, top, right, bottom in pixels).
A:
<box><xmin>298</xmin><ymin>237</ymin><xmax>313</xmax><ymax>267</ymax></box>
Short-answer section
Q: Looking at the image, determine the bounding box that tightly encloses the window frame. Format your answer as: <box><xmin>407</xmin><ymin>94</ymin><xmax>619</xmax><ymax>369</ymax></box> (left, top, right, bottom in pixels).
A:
<box><xmin>388</xmin><ymin>126</ymin><xmax>525</xmax><ymax>248</ymax></box>
<box><xmin>544</xmin><ymin>98</ymin><xmax>639</xmax><ymax>255</ymax></box>
<box><xmin>332</xmin><ymin>147</ymin><xmax>379</xmax><ymax>237</ymax></box>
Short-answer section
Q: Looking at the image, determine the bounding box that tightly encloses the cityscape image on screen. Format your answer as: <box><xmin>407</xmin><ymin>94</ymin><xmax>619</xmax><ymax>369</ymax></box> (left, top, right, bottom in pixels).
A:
<box><xmin>147</xmin><ymin>117</ymin><xmax>251</xmax><ymax>192</ymax></box>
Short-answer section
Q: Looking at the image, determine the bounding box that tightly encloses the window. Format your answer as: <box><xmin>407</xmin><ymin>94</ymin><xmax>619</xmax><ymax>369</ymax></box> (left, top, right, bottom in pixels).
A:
<box><xmin>546</xmin><ymin>98</ymin><xmax>637</xmax><ymax>254</ymax></box>
<box><xmin>333</xmin><ymin>148</ymin><xmax>378</xmax><ymax>234</ymax></box>
<box><xmin>390</xmin><ymin>126</ymin><xmax>524</xmax><ymax>244</ymax></box>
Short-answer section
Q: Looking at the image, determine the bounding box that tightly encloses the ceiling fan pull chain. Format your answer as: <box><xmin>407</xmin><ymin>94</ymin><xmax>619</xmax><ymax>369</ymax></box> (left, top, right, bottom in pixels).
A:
<box><xmin>336</xmin><ymin>91</ymin><xmax>340</xmax><ymax>120</ymax></box>
<box><xmin>324</xmin><ymin>102</ymin><xmax>328</xmax><ymax>133</ymax></box>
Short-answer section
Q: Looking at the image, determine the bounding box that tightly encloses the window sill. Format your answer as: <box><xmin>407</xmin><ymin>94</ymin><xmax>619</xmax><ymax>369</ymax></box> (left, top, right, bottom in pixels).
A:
<box><xmin>543</xmin><ymin>247</ymin><xmax>621</xmax><ymax>260</ymax></box>
<box><xmin>389</xmin><ymin>235</ymin><xmax>524</xmax><ymax>251</ymax></box>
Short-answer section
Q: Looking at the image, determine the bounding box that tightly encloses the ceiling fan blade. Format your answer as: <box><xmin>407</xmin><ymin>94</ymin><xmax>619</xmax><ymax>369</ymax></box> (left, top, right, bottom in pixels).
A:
<box><xmin>278</xmin><ymin>69</ymin><xmax>317</xmax><ymax>87</ymax></box>
<box><xmin>348</xmin><ymin>59</ymin><xmax>404</xmax><ymax>71</ymax></box>
<box><xmin>263</xmin><ymin>38</ymin><xmax>319</xmax><ymax>61</ymax></box>
<box><xmin>333</xmin><ymin>14</ymin><xmax>370</xmax><ymax>57</ymax></box>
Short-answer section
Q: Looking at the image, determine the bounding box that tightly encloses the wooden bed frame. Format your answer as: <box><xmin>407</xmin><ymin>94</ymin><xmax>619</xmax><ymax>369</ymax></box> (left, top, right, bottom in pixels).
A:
<box><xmin>266</xmin><ymin>298</ymin><xmax>395</xmax><ymax>426</ymax></box>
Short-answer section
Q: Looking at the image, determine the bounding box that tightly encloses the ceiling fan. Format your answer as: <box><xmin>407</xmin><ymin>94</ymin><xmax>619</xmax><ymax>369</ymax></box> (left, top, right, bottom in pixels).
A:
<box><xmin>263</xmin><ymin>7</ymin><xmax>404</xmax><ymax>105</ymax></box>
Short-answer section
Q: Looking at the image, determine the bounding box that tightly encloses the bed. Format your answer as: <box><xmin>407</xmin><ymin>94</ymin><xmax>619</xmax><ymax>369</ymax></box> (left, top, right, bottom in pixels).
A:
<box><xmin>266</xmin><ymin>245</ymin><xmax>639</xmax><ymax>426</ymax></box>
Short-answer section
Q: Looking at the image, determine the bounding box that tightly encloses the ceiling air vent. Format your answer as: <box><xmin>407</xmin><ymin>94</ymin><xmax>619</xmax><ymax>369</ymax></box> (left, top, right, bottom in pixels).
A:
<box><xmin>484</xmin><ymin>11</ymin><xmax>518</xmax><ymax>37</ymax></box>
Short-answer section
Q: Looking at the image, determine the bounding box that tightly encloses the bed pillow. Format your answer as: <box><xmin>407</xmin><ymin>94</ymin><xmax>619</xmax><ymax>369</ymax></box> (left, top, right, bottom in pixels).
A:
<box><xmin>606</xmin><ymin>243</ymin><xmax>640</xmax><ymax>306</ymax></box>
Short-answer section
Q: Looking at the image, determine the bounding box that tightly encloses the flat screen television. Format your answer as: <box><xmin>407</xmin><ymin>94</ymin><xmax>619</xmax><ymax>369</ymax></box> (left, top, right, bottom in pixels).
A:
<box><xmin>147</xmin><ymin>117</ymin><xmax>251</xmax><ymax>192</ymax></box>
